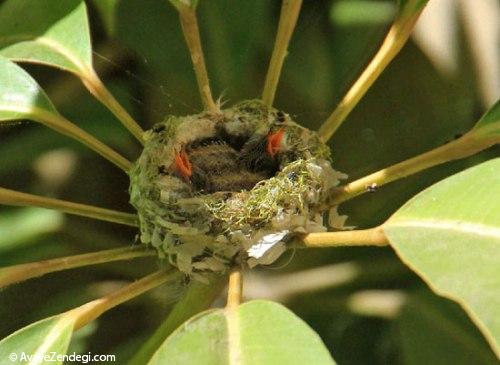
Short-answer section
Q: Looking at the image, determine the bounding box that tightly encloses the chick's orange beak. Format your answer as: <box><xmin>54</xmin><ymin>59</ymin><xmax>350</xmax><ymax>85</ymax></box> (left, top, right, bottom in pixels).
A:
<box><xmin>174</xmin><ymin>150</ymin><xmax>192</xmax><ymax>179</ymax></box>
<box><xmin>266</xmin><ymin>128</ymin><xmax>285</xmax><ymax>157</ymax></box>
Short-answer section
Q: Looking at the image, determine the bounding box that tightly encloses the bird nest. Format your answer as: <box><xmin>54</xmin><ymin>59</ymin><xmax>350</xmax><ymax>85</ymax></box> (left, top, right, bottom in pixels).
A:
<box><xmin>129</xmin><ymin>100</ymin><xmax>346</xmax><ymax>280</ymax></box>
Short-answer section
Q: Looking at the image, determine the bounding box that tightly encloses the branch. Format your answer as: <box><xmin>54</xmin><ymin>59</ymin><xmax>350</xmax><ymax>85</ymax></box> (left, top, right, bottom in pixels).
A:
<box><xmin>0</xmin><ymin>246</ymin><xmax>155</xmax><ymax>288</ymax></box>
<box><xmin>327</xmin><ymin>131</ymin><xmax>498</xmax><ymax>205</ymax></box>
<box><xmin>68</xmin><ymin>269</ymin><xmax>179</xmax><ymax>330</ymax></box>
<box><xmin>30</xmin><ymin>108</ymin><xmax>132</xmax><ymax>171</ymax></box>
<box><xmin>300</xmin><ymin>226</ymin><xmax>388</xmax><ymax>248</ymax></box>
<box><xmin>318</xmin><ymin>5</ymin><xmax>426</xmax><ymax>141</ymax></box>
<box><xmin>0</xmin><ymin>187</ymin><xmax>138</xmax><ymax>227</ymax></box>
<box><xmin>178</xmin><ymin>5</ymin><xmax>218</xmax><ymax>112</ymax></box>
<box><xmin>262</xmin><ymin>0</ymin><xmax>303</xmax><ymax>107</ymax></box>
<box><xmin>226</xmin><ymin>267</ymin><xmax>243</xmax><ymax>309</ymax></box>
<box><xmin>82</xmin><ymin>69</ymin><xmax>145</xmax><ymax>145</ymax></box>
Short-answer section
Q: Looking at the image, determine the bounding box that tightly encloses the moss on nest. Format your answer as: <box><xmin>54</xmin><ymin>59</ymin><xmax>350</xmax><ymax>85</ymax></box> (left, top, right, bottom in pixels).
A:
<box><xmin>129</xmin><ymin>100</ymin><xmax>346</xmax><ymax>279</ymax></box>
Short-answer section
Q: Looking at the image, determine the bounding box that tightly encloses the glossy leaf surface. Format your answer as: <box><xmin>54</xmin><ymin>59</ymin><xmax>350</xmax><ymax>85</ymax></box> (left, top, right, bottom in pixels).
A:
<box><xmin>0</xmin><ymin>56</ymin><xmax>57</xmax><ymax>121</ymax></box>
<box><xmin>0</xmin><ymin>0</ymin><xmax>92</xmax><ymax>75</ymax></box>
<box><xmin>385</xmin><ymin>158</ymin><xmax>500</xmax><ymax>356</ymax></box>
<box><xmin>148</xmin><ymin>300</ymin><xmax>336</xmax><ymax>365</ymax></box>
<box><xmin>0</xmin><ymin>315</ymin><xmax>74</xmax><ymax>365</ymax></box>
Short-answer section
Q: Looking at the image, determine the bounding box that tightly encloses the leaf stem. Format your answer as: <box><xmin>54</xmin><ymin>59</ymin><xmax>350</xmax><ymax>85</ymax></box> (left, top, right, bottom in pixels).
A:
<box><xmin>300</xmin><ymin>226</ymin><xmax>388</xmax><ymax>248</ymax></box>
<box><xmin>0</xmin><ymin>246</ymin><xmax>155</xmax><ymax>288</ymax></box>
<box><xmin>0</xmin><ymin>187</ymin><xmax>138</xmax><ymax>227</ymax></box>
<box><xmin>128</xmin><ymin>274</ymin><xmax>227</xmax><ymax>365</ymax></box>
<box><xmin>226</xmin><ymin>267</ymin><xmax>243</xmax><ymax>309</ymax></box>
<box><xmin>68</xmin><ymin>269</ymin><xmax>178</xmax><ymax>330</ymax></box>
<box><xmin>225</xmin><ymin>268</ymin><xmax>242</xmax><ymax>365</ymax></box>
<box><xmin>262</xmin><ymin>0</ymin><xmax>303</xmax><ymax>107</ymax></box>
<box><xmin>318</xmin><ymin>6</ymin><xmax>425</xmax><ymax>141</ymax></box>
<box><xmin>32</xmin><ymin>108</ymin><xmax>132</xmax><ymax>171</ymax></box>
<box><xmin>82</xmin><ymin>69</ymin><xmax>145</xmax><ymax>145</ymax></box>
<box><xmin>328</xmin><ymin>131</ymin><xmax>498</xmax><ymax>205</ymax></box>
<box><xmin>178</xmin><ymin>5</ymin><xmax>218</xmax><ymax>112</ymax></box>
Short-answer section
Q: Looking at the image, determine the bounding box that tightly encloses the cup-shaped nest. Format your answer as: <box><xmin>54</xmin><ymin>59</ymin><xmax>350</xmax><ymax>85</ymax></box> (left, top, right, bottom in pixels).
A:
<box><xmin>129</xmin><ymin>100</ymin><xmax>346</xmax><ymax>279</ymax></box>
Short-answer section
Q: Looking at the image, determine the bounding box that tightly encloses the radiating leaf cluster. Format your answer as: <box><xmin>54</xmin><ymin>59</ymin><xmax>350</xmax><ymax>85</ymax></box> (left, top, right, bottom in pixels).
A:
<box><xmin>0</xmin><ymin>0</ymin><xmax>498</xmax><ymax>364</ymax></box>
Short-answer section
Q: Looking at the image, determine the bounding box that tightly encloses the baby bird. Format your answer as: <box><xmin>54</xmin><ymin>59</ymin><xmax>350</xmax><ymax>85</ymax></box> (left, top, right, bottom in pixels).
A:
<box><xmin>171</xmin><ymin>127</ymin><xmax>285</xmax><ymax>194</ymax></box>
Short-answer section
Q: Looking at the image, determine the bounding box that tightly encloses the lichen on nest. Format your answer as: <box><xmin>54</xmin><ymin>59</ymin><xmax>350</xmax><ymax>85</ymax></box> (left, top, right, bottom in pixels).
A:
<box><xmin>129</xmin><ymin>100</ymin><xmax>346</xmax><ymax>280</ymax></box>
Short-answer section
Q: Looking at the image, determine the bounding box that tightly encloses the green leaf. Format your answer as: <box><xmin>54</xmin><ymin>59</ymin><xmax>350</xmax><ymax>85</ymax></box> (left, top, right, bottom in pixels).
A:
<box><xmin>0</xmin><ymin>315</ymin><xmax>75</xmax><ymax>365</ymax></box>
<box><xmin>472</xmin><ymin>99</ymin><xmax>500</xmax><ymax>139</ymax></box>
<box><xmin>129</xmin><ymin>276</ymin><xmax>226</xmax><ymax>365</ymax></box>
<box><xmin>384</xmin><ymin>158</ymin><xmax>500</xmax><ymax>357</ymax></box>
<box><xmin>0</xmin><ymin>0</ymin><xmax>92</xmax><ymax>75</ymax></box>
<box><xmin>0</xmin><ymin>81</ymin><xmax>135</xmax><ymax>175</ymax></box>
<box><xmin>397</xmin><ymin>290</ymin><xmax>499</xmax><ymax>365</ymax></box>
<box><xmin>0</xmin><ymin>56</ymin><xmax>132</xmax><ymax>170</ymax></box>
<box><xmin>148</xmin><ymin>300</ymin><xmax>336</xmax><ymax>365</ymax></box>
<box><xmin>168</xmin><ymin>0</ymin><xmax>199</xmax><ymax>11</ymax></box>
<box><xmin>0</xmin><ymin>56</ymin><xmax>57</xmax><ymax>120</ymax></box>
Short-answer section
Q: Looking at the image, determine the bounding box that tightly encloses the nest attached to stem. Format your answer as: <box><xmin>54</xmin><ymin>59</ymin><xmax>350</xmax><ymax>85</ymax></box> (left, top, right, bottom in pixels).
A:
<box><xmin>129</xmin><ymin>100</ymin><xmax>346</xmax><ymax>280</ymax></box>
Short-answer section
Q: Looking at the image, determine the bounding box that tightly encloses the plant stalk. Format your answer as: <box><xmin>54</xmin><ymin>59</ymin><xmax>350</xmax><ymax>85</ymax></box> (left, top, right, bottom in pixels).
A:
<box><xmin>300</xmin><ymin>227</ymin><xmax>388</xmax><ymax>248</ymax></box>
<box><xmin>262</xmin><ymin>0</ymin><xmax>303</xmax><ymax>107</ymax></box>
<box><xmin>328</xmin><ymin>131</ymin><xmax>498</xmax><ymax>206</ymax></box>
<box><xmin>0</xmin><ymin>246</ymin><xmax>155</xmax><ymax>288</ymax></box>
<box><xmin>82</xmin><ymin>69</ymin><xmax>145</xmax><ymax>145</ymax></box>
<box><xmin>69</xmin><ymin>269</ymin><xmax>178</xmax><ymax>330</ymax></box>
<box><xmin>318</xmin><ymin>7</ymin><xmax>425</xmax><ymax>141</ymax></box>
<box><xmin>178</xmin><ymin>5</ymin><xmax>218</xmax><ymax>112</ymax></box>
<box><xmin>26</xmin><ymin>108</ymin><xmax>133</xmax><ymax>171</ymax></box>
<box><xmin>226</xmin><ymin>267</ymin><xmax>243</xmax><ymax>309</ymax></box>
<box><xmin>0</xmin><ymin>187</ymin><xmax>138</xmax><ymax>227</ymax></box>
<box><xmin>225</xmin><ymin>268</ymin><xmax>242</xmax><ymax>365</ymax></box>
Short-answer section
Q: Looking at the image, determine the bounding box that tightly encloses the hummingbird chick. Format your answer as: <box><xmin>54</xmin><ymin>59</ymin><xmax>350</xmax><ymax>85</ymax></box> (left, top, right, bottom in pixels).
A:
<box><xmin>177</xmin><ymin>133</ymin><xmax>280</xmax><ymax>194</ymax></box>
